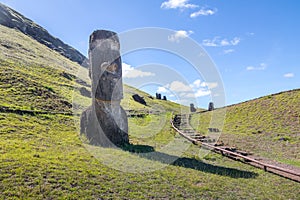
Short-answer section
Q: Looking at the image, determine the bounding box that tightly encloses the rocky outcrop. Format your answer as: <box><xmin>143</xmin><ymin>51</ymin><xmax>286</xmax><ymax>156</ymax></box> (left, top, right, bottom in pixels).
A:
<box><xmin>132</xmin><ymin>94</ymin><xmax>147</xmax><ymax>106</ymax></box>
<box><xmin>0</xmin><ymin>3</ymin><xmax>87</xmax><ymax>66</ymax></box>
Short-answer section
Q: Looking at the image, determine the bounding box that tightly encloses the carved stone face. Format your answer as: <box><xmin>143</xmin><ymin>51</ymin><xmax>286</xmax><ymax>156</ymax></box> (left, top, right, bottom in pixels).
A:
<box><xmin>89</xmin><ymin>30</ymin><xmax>123</xmax><ymax>101</ymax></box>
<box><xmin>92</xmin><ymin>58</ymin><xmax>122</xmax><ymax>101</ymax></box>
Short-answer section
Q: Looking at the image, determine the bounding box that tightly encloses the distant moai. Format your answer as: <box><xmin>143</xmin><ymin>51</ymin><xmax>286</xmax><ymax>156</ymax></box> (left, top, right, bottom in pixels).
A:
<box><xmin>208</xmin><ymin>102</ymin><xmax>214</xmax><ymax>111</ymax></box>
<box><xmin>80</xmin><ymin>30</ymin><xmax>129</xmax><ymax>147</ymax></box>
<box><xmin>163</xmin><ymin>96</ymin><xmax>167</xmax><ymax>101</ymax></box>
<box><xmin>190</xmin><ymin>103</ymin><xmax>196</xmax><ymax>112</ymax></box>
<box><xmin>156</xmin><ymin>93</ymin><xmax>162</xmax><ymax>100</ymax></box>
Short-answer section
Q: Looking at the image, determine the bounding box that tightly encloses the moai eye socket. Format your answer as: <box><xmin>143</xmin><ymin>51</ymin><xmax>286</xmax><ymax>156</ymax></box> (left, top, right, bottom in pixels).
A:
<box><xmin>106</xmin><ymin>63</ymin><xmax>118</xmax><ymax>73</ymax></box>
<box><xmin>100</xmin><ymin>62</ymin><xmax>118</xmax><ymax>74</ymax></box>
<box><xmin>110</xmin><ymin>40</ymin><xmax>120</xmax><ymax>50</ymax></box>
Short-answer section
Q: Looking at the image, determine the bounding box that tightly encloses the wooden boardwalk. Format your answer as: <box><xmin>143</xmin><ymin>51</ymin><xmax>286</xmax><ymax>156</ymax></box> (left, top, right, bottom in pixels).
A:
<box><xmin>171</xmin><ymin>114</ymin><xmax>300</xmax><ymax>183</ymax></box>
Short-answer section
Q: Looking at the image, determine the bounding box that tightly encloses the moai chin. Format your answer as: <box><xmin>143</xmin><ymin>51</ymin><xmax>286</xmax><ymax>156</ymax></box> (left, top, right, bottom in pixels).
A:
<box><xmin>80</xmin><ymin>30</ymin><xmax>129</xmax><ymax>147</ymax></box>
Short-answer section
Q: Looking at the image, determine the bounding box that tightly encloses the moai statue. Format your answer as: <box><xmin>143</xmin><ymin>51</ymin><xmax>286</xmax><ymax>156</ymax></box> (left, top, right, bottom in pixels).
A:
<box><xmin>208</xmin><ymin>102</ymin><xmax>214</xmax><ymax>111</ymax></box>
<box><xmin>158</xmin><ymin>93</ymin><xmax>162</xmax><ymax>100</ymax></box>
<box><xmin>157</xmin><ymin>93</ymin><xmax>160</xmax><ymax>99</ymax></box>
<box><xmin>155</xmin><ymin>93</ymin><xmax>159</xmax><ymax>99</ymax></box>
<box><xmin>80</xmin><ymin>30</ymin><xmax>129</xmax><ymax>147</ymax></box>
<box><xmin>163</xmin><ymin>96</ymin><xmax>167</xmax><ymax>101</ymax></box>
<box><xmin>190</xmin><ymin>103</ymin><xmax>196</xmax><ymax>112</ymax></box>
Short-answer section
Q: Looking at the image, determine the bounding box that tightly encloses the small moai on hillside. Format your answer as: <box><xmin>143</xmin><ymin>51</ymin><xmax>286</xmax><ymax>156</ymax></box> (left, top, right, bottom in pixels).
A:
<box><xmin>155</xmin><ymin>93</ymin><xmax>159</xmax><ymax>99</ymax></box>
<box><xmin>80</xmin><ymin>30</ymin><xmax>129</xmax><ymax>147</ymax></box>
<box><xmin>163</xmin><ymin>96</ymin><xmax>167</xmax><ymax>101</ymax></box>
<box><xmin>208</xmin><ymin>102</ymin><xmax>214</xmax><ymax>111</ymax></box>
<box><xmin>156</xmin><ymin>93</ymin><xmax>162</xmax><ymax>100</ymax></box>
<box><xmin>190</xmin><ymin>103</ymin><xmax>196</xmax><ymax>112</ymax></box>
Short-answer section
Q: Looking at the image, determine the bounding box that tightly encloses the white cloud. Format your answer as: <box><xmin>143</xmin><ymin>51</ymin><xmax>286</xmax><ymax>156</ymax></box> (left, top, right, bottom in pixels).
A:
<box><xmin>169</xmin><ymin>81</ymin><xmax>192</xmax><ymax>92</ymax></box>
<box><xmin>157</xmin><ymin>86</ymin><xmax>168</xmax><ymax>93</ymax></box>
<box><xmin>200</xmin><ymin>82</ymin><xmax>207</xmax><ymax>87</ymax></box>
<box><xmin>122</xmin><ymin>62</ymin><xmax>134</xmax><ymax>73</ymax></box>
<box><xmin>124</xmin><ymin>70</ymin><xmax>154</xmax><ymax>78</ymax></box>
<box><xmin>260</xmin><ymin>63</ymin><xmax>267</xmax><ymax>68</ymax></box>
<box><xmin>246</xmin><ymin>63</ymin><xmax>267</xmax><ymax>71</ymax></box>
<box><xmin>202</xmin><ymin>39</ymin><xmax>218</xmax><ymax>47</ymax></box>
<box><xmin>223</xmin><ymin>49</ymin><xmax>235</xmax><ymax>54</ymax></box>
<box><xmin>161</xmin><ymin>0</ymin><xmax>198</xmax><ymax>9</ymax></box>
<box><xmin>194</xmin><ymin>81</ymin><xmax>218</xmax><ymax>90</ymax></box>
<box><xmin>190</xmin><ymin>79</ymin><xmax>218</xmax><ymax>88</ymax></box>
<box><xmin>195</xmin><ymin>89</ymin><xmax>211</xmax><ymax>97</ymax></box>
<box><xmin>246</xmin><ymin>32</ymin><xmax>255</xmax><ymax>36</ymax></box>
<box><xmin>168</xmin><ymin>30</ymin><xmax>193</xmax><ymax>42</ymax></box>
<box><xmin>220</xmin><ymin>39</ymin><xmax>230</xmax><ymax>46</ymax></box>
<box><xmin>190</xmin><ymin>7</ymin><xmax>217</xmax><ymax>18</ymax></box>
<box><xmin>283</xmin><ymin>73</ymin><xmax>294</xmax><ymax>78</ymax></box>
<box><xmin>122</xmin><ymin>63</ymin><xmax>155</xmax><ymax>78</ymax></box>
<box><xmin>202</xmin><ymin>37</ymin><xmax>241</xmax><ymax>47</ymax></box>
<box><xmin>231</xmin><ymin>37</ymin><xmax>241</xmax><ymax>45</ymax></box>
<box><xmin>191</xmin><ymin>79</ymin><xmax>201</xmax><ymax>88</ymax></box>
<box><xmin>246</xmin><ymin>66</ymin><xmax>255</xmax><ymax>71</ymax></box>
<box><xmin>206</xmin><ymin>82</ymin><xmax>218</xmax><ymax>89</ymax></box>
<box><xmin>157</xmin><ymin>79</ymin><xmax>214</xmax><ymax>101</ymax></box>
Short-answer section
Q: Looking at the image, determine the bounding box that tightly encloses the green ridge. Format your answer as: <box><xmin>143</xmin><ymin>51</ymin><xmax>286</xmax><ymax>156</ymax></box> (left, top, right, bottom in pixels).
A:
<box><xmin>190</xmin><ymin>89</ymin><xmax>300</xmax><ymax>167</ymax></box>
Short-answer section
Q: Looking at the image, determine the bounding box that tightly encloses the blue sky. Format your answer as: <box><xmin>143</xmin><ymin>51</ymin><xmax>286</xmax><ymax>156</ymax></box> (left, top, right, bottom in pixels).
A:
<box><xmin>1</xmin><ymin>0</ymin><xmax>299</xmax><ymax>107</ymax></box>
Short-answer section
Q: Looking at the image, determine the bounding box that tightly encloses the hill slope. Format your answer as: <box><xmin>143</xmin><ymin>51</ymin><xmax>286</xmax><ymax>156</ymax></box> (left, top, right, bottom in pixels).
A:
<box><xmin>0</xmin><ymin>3</ymin><xmax>87</xmax><ymax>66</ymax></box>
<box><xmin>191</xmin><ymin>89</ymin><xmax>300</xmax><ymax>167</ymax></box>
<box><xmin>0</xmin><ymin>24</ymin><xmax>299</xmax><ymax>199</ymax></box>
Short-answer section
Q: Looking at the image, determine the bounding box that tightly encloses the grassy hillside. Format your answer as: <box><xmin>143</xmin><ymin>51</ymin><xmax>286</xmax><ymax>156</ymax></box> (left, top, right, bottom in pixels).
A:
<box><xmin>1</xmin><ymin>24</ymin><xmax>299</xmax><ymax>199</ymax></box>
<box><xmin>191</xmin><ymin>89</ymin><xmax>300</xmax><ymax>167</ymax></box>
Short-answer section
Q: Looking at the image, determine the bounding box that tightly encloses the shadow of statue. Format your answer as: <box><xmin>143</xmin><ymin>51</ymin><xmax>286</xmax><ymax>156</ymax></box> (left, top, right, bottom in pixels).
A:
<box><xmin>122</xmin><ymin>143</ymin><xmax>258</xmax><ymax>179</ymax></box>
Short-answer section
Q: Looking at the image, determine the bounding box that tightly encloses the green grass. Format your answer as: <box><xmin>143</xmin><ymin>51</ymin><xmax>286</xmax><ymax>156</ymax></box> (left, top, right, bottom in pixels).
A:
<box><xmin>1</xmin><ymin>112</ymin><xmax>299</xmax><ymax>199</ymax></box>
<box><xmin>1</xmin><ymin>24</ymin><xmax>300</xmax><ymax>199</ymax></box>
<box><xmin>190</xmin><ymin>89</ymin><xmax>300</xmax><ymax>167</ymax></box>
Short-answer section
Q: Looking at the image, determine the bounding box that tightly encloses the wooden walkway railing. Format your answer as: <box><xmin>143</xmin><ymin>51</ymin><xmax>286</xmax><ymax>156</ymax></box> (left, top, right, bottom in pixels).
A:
<box><xmin>171</xmin><ymin>115</ymin><xmax>300</xmax><ymax>182</ymax></box>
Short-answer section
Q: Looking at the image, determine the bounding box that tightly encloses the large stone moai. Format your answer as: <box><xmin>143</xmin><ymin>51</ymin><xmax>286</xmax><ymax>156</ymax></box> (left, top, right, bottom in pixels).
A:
<box><xmin>80</xmin><ymin>30</ymin><xmax>129</xmax><ymax>147</ymax></box>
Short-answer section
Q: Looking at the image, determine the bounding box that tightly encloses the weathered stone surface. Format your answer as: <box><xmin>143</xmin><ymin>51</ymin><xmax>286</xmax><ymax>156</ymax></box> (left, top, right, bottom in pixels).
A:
<box><xmin>80</xmin><ymin>30</ymin><xmax>129</xmax><ymax>147</ymax></box>
<box><xmin>132</xmin><ymin>94</ymin><xmax>147</xmax><ymax>106</ymax></box>
<box><xmin>0</xmin><ymin>3</ymin><xmax>87</xmax><ymax>66</ymax></box>
<box><xmin>190</xmin><ymin>103</ymin><xmax>196</xmax><ymax>112</ymax></box>
<box><xmin>208</xmin><ymin>102</ymin><xmax>214</xmax><ymax>111</ymax></box>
